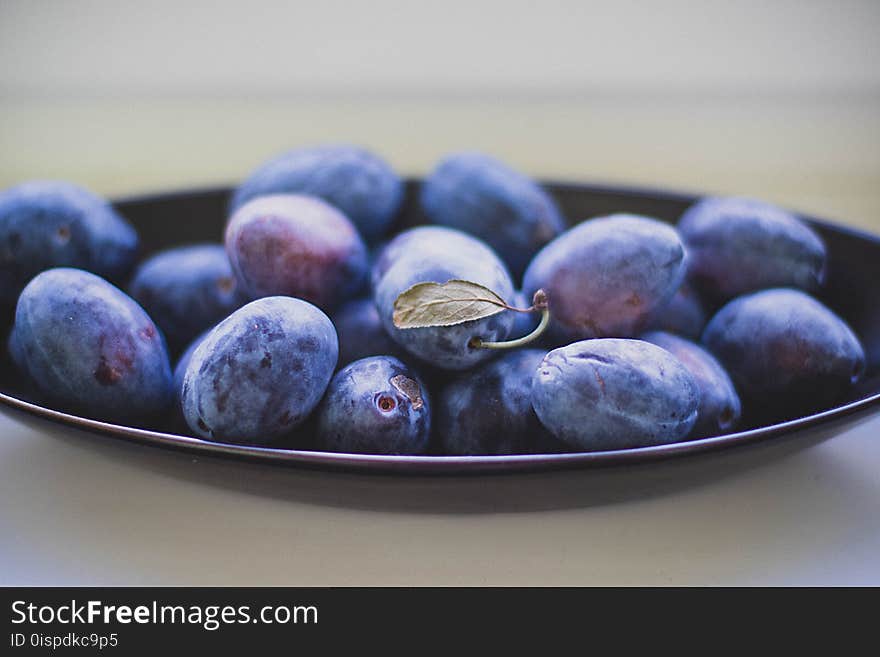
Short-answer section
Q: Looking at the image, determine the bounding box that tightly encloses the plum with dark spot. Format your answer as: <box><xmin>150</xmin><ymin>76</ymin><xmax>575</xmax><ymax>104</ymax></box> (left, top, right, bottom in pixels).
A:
<box><xmin>420</xmin><ymin>152</ymin><xmax>565</xmax><ymax>278</ymax></box>
<box><xmin>522</xmin><ymin>214</ymin><xmax>686</xmax><ymax>342</ymax></box>
<box><xmin>641</xmin><ymin>331</ymin><xmax>741</xmax><ymax>437</ymax></box>
<box><xmin>0</xmin><ymin>181</ymin><xmax>138</xmax><ymax>308</ymax></box>
<box><xmin>373</xmin><ymin>226</ymin><xmax>515</xmax><ymax>370</ymax></box>
<box><xmin>9</xmin><ymin>268</ymin><xmax>172</xmax><ymax>421</ymax></box>
<box><xmin>678</xmin><ymin>196</ymin><xmax>826</xmax><ymax>300</ymax></box>
<box><xmin>645</xmin><ymin>282</ymin><xmax>707</xmax><ymax>340</ymax></box>
<box><xmin>315</xmin><ymin>356</ymin><xmax>431</xmax><ymax>455</ymax></box>
<box><xmin>438</xmin><ymin>349</ymin><xmax>563</xmax><ymax>455</ymax></box>
<box><xmin>531</xmin><ymin>338</ymin><xmax>699</xmax><ymax>451</ymax></box>
<box><xmin>702</xmin><ymin>288</ymin><xmax>865</xmax><ymax>413</ymax></box>
<box><xmin>181</xmin><ymin>296</ymin><xmax>338</xmax><ymax>444</ymax></box>
<box><xmin>129</xmin><ymin>244</ymin><xmax>246</xmax><ymax>353</ymax></box>
<box><xmin>231</xmin><ymin>145</ymin><xmax>403</xmax><ymax>241</ymax></box>
<box><xmin>225</xmin><ymin>194</ymin><xmax>368</xmax><ymax>311</ymax></box>
<box><xmin>331</xmin><ymin>297</ymin><xmax>402</xmax><ymax>369</ymax></box>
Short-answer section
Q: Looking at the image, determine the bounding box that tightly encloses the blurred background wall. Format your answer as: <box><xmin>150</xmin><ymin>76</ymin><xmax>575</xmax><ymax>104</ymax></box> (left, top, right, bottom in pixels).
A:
<box><xmin>1</xmin><ymin>0</ymin><xmax>878</xmax><ymax>227</ymax></box>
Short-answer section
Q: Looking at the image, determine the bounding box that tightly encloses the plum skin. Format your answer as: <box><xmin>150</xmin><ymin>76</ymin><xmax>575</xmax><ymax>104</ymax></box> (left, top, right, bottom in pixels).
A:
<box><xmin>10</xmin><ymin>268</ymin><xmax>172</xmax><ymax>421</ymax></box>
<box><xmin>370</xmin><ymin>225</ymin><xmax>508</xmax><ymax>292</ymax></box>
<box><xmin>173</xmin><ymin>329</ymin><xmax>210</xmax><ymax>402</ymax></box>
<box><xmin>373</xmin><ymin>226</ymin><xmax>515</xmax><ymax>371</ymax></box>
<box><xmin>420</xmin><ymin>152</ymin><xmax>565</xmax><ymax>279</ymax></box>
<box><xmin>225</xmin><ymin>194</ymin><xmax>368</xmax><ymax>311</ymax></box>
<box><xmin>522</xmin><ymin>214</ymin><xmax>687</xmax><ymax>342</ymax></box>
<box><xmin>438</xmin><ymin>349</ymin><xmax>562</xmax><ymax>455</ymax></box>
<box><xmin>701</xmin><ymin>288</ymin><xmax>865</xmax><ymax>412</ymax></box>
<box><xmin>531</xmin><ymin>338</ymin><xmax>699</xmax><ymax>451</ymax></box>
<box><xmin>678</xmin><ymin>196</ymin><xmax>826</xmax><ymax>301</ymax></box>
<box><xmin>331</xmin><ymin>297</ymin><xmax>402</xmax><ymax>369</ymax></box>
<box><xmin>315</xmin><ymin>356</ymin><xmax>431</xmax><ymax>455</ymax></box>
<box><xmin>645</xmin><ymin>282</ymin><xmax>707</xmax><ymax>340</ymax></box>
<box><xmin>0</xmin><ymin>180</ymin><xmax>138</xmax><ymax>308</ymax></box>
<box><xmin>128</xmin><ymin>243</ymin><xmax>246</xmax><ymax>353</ymax></box>
<box><xmin>641</xmin><ymin>330</ymin><xmax>741</xmax><ymax>438</ymax></box>
<box><xmin>181</xmin><ymin>296</ymin><xmax>338</xmax><ymax>444</ymax></box>
<box><xmin>231</xmin><ymin>144</ymin><xmax>403</xmax><ymax>241</ymax></box>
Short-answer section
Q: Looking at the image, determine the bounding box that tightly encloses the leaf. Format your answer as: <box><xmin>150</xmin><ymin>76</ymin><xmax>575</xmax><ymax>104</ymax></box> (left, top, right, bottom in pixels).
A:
<box><xmin>393</xmin><ymin>280</ymin><xmax>509</xmax><ymax>329</ymax></box>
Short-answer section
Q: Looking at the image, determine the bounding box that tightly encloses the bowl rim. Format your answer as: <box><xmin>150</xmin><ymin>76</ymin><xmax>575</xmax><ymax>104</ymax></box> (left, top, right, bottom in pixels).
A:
<box><xmin>2</xmin><ymin>179</ymin><xmax>878</xmax><ymax>475</ymax></box>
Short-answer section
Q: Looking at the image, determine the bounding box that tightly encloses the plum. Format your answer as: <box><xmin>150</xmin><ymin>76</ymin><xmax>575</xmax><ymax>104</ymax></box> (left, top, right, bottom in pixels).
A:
<box><xmin>181</xmin><ymin>296</ymin><xmax>337</xmax><ymax>444</ymax></box>
<box><xmin>370</xmin><ymin>225</ymin><xmax>503</xmax><ymax>292</ymax></box>
<box><xmin>420</xmin><ymin>152</ymin><xmax>565</xmax><ymax>278</ymax></box>
<box><xmin>531</xmin><ymin>338</ymin><xmax>699</xmax><ymax>451</ymax></box>
<box><xmin>522</xmin><ymin>214</ymin><xmax>687</xmax><ymax>341</ymax></box>
<box><xmin>702</xmin><ymin>288</ymin><xmax>865</xmax><ymax>412</ymax></box>
<box><xmin>225</xmin><ymin>194</ymin><xmax>368</xmax><ymax>311</ymax></box>
<box><xmin>641</xmin><ymin>331</ymin><xmax>741</xmax><ymax>437</ymax></box>
<box><xmin>645</xmin><ymin>282</ymin><xmax>707</xmax><ymax>340</ymax></box>
<box><xmin>7</xmin><ymin>323</ymin><xmax>23</xmax><ymax>372</ymax></box>
<box><xmin>438</xmin><ymin>349</ymin><xmax>563</xmax><ymax>455</ymax></box>
<box><xmin>331</xmin><ymin>297</ymin><xmax>402</xmax><ymax>369</ymax></box>
<box><xmin>9</xmin><ymin>268</ymin><xmax>172</xmax><ymax>421</ymax></box>
<box><xmin>315</xmin><ymin>356</ymin><xmax>431</xmax><ymax>455</ymax></box>
<box><xmin>678</xmin><ymin>196</ymin><xmax>826</xmax><ymax>300</ymax></box>
<box><xmin>173</xmin><ymin>330</ymin><xmax>210</xmax><ymax>404</ymax></box>
<box><xmin>373</xmin><ymin>226</ymin><xmax>515</xmax><ymax>370</ymax></box>
<box><xmin>128</xmin><ymin>244</ymin><xmax>246</xmax><ymax>353</ymax></box>
<box><xmin>231</xmin><ymin>144</ymin><xmax>403</xmax><ymax>241</ymax></box>
<box><xmin>0</xmin><ymin>181</ymin><xmax>138</xmax><ymax>308</ymax></box>
<box><xmin>167</xmin><ymin>329</ymin><xmax>211</xmax><ymax>430</ymax></box>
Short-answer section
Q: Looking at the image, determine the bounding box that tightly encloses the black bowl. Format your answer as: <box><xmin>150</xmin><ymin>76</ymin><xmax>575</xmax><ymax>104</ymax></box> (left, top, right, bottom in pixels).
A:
<box><xmin>2</xmin><ymin>181</ymin><xmax>879</xmax><ymax>474</ymax></box>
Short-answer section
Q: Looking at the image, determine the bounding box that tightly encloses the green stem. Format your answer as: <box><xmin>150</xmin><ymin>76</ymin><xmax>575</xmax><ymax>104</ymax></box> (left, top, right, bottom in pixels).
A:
<box><xmin>471</xmin><ymin>307</ymin><xmax>551</xmax><ymax>350</ymax></box>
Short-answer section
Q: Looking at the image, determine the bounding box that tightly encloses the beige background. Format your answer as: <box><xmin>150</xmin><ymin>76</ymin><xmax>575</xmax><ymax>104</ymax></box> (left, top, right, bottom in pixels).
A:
<box><xmin>1</xmin><ymin>1</ymin><xmax>879</xmax><ymax>585</ymax></box>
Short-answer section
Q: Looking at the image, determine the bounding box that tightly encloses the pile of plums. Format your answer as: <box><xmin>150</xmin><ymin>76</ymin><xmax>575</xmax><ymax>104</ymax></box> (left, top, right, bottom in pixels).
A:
<box><xmin>0</xmin><ymin>145</ymin><xmax>867</xmax><ymax>455</ymax></box>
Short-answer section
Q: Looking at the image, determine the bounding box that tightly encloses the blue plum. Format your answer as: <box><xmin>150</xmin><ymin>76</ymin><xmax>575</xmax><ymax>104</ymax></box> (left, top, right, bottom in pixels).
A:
<box><xmin>678</xmin><ymin>196</ymin><xmax>826</xmax><ymax>300</ymax></box>
<box><xmin>373</xmin><ymin>226</ymin><xmax>515</xmax><ymax>370</ymax></box>
<box><xmin>420</xmin><ymin>152</ymin><xmax>565</xmax><ymax>278</ymax></box>
<box><xmin>438</xmin><ymin>349</ymin><xmax>563</xmax><ymax>455</ymax></box>
<box><xmin>531</xmin><ymin>339</ymin><xmax>699</xmax><ymax>451</ymax></box>
<box><xmin>522</xmin><ymin>214</ymin><xmax>687</xmax><ymax>341</ymax></box>
<box><xmin>7</xmin><ymin>323</ymin><xmax>23</xmax><ymax>372</ymax></box>
<box><xmin>370</xmin><ymin>225</ymin><xmax>503</xmax><ymax>292</ymax></box>
<box><xmin>641</xmin><ymin>331</ymin><xmax>741</xmax><ymax>437</ymax></box>
<box><xmin>173</xmin><ymin>330</ymin><xmax>210</xmax><ymax>405</ymax></box>
<box><xmin>10</xmin><ymin>268</ymin><xmax>172</xmax><ymax>421</ymax></box>
<box><xmin>702</xmin><ymin>288</ymin><xmax>865</xmax><ymax>411</ymax></box>
<box><xmin>168</xmin><ymin>330</ymin><xmax>211</xmax><ymax>430</ymax></box>
<box><xmin>315</xmin><ymin>356</ymin><xmax>431</xmax><ymax>455</ymax></box>
<box><xmin>181</xmin><ymin>296</ymin><xmax>338</xmax><ymax>444</ymax></box>
<box><xmin>645</xmin><ymin>282</ymin><xmax>707</xmax><ymax>340</ymax></box>
<box><xmin>129</xmin><ymin>244</ymin><xmax>246</xmax><ymax>352</ymax></box>
<box><xmin>231</xmin><ymin>144</ymin><xmax>403</xmax><ymax>241</ymax></box>
<box><xmin>0</xmin><ymin>181</ymin><xmax>138</xmax><ymax>307</ymax></box>
<box><xmin>225</xmin><ymin>194</ymin><xmax>368</xmax><ymax>311</ymax></box>
<box><xmin>331</xmin><ymin>297</ymin><xmax>402</xmax><ymax>369</ymax></box>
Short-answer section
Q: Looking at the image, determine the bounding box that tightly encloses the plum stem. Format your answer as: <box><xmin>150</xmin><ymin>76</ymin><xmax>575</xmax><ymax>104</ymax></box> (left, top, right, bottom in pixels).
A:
<box><xmin>504</xmin><ymin>288</ymin><xmax>548</xmax><ymax>314</ymax></box>
<box><xmin>470</xmin><ymin>296</ymin><xmax>551</xmax><ymax>351</ymax></box>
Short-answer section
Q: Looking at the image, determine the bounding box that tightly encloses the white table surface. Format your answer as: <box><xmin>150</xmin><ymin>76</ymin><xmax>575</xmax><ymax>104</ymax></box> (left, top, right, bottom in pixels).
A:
<box><xmin>1</xmin><ymin>97</ymin><xmax>879</xmax><ymax>586</ymax></box>
<box><xmin>2</xmin><ymin>411</ymin><xmax>879</xmax><ymax>586</ymax></box>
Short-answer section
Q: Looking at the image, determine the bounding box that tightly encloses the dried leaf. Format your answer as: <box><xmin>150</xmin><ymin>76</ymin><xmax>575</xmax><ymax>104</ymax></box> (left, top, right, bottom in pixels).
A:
<box><xmin>393</xmin><ymin>280</ymin><xmax>509</xmax><ymax>329</ymax></box>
